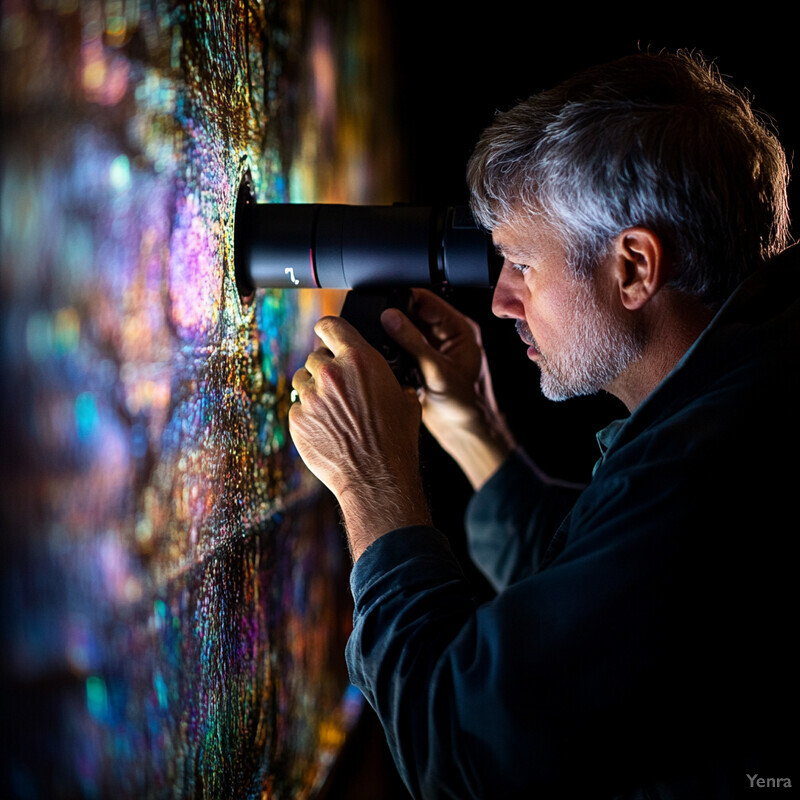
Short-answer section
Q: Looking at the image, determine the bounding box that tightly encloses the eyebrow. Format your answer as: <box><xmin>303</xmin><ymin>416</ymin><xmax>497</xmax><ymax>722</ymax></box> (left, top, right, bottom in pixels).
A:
<box><xmin>494</xmin><ymin>243</ymin><xmax>528</xmax><ymax>262</ymax></box>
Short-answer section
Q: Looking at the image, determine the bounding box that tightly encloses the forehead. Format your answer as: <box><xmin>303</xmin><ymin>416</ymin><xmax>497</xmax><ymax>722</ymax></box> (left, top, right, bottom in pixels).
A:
<box><xmin>491</xmin><ymin>216</ymin><xmax>566</xmax><ymax>263</ymax></box>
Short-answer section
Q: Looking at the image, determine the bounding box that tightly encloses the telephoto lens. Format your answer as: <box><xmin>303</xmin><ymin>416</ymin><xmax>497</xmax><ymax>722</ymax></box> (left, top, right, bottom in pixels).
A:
<box><xmin>234</xmin><ymin>175</ymin><xmax>499</xmax><ymax>293</ymax></box>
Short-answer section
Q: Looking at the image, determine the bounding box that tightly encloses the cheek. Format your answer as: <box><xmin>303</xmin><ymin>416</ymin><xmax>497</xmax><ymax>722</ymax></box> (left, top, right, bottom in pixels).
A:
<box><xmin>522</xmin><ymin>283</ymin><xmax>575</xmax><ymax>345</ymax></box>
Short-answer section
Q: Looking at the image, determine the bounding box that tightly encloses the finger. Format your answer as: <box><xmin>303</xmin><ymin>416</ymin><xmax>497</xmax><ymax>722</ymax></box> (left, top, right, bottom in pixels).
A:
<box><xmin>313</xmin><ymin>315</ymin><xmax>367</xmax><ymax>355</ymax></box>
<box><xmin>291</xmin><ymin>366</ymin><xmax>313</xmax><ymax>396</ymax></box>
<box><xmin>408</xmin><ymin>289</ymin><xmax>477</xmax><ymax>343</ymax></box>
<box><xmin>381</xmin><ymin>307</ymin><xmax>437</xmax><ymax>361</ymax></box>
<box><xmin>304</xmin><ymin>345</ymin><xmax>334</xmax><ymax>375</ymax></box>
<box><xmin>381</xmin><ymin>308</ymin><xmax>448</xmax><ymax>388</ymax></box>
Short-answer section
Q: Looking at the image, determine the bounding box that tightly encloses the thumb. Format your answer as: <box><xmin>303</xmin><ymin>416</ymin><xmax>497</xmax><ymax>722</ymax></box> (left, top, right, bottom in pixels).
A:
<box><xmin>382</xmin><ymin>308</ymin><xmax>448</xmax><ymax>392</ymax></box>
<box><xmin>381</xmin><ymin>308</ymin><xmax>430</xmax><ymax>358</ymax></box>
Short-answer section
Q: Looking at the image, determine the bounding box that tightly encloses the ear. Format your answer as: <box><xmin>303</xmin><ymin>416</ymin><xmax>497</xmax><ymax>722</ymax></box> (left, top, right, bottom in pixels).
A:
<box><xmin>609</xmin><ymin>228</ymin><xmax>665</xmax><ymax>311</ymax></box>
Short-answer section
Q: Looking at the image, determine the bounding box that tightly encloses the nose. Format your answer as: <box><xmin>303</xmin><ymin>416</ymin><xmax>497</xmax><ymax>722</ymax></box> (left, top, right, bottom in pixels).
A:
<box><xmin>491</xmin><ymin>262</ymin><xmax>525</xmax><ymax>319</ymax></box>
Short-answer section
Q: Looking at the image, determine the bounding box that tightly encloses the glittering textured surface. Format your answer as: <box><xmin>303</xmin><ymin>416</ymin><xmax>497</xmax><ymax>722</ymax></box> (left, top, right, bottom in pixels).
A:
<box><xmin>1</xmin><ymin>0</ymin><xmax>398</xmax><ymax>797</ymax></box>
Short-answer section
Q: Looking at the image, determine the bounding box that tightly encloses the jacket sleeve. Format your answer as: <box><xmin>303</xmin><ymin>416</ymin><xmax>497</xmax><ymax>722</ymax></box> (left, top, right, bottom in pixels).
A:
<box><xmin>464</xmin><ymin>448</ymin><xmax>582</xmax><ymax>591</ymax></box>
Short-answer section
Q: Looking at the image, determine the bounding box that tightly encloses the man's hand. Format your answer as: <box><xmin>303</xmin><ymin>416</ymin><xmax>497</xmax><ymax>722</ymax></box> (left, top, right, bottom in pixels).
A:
<box><xmin>381</xmin><ymin>290</ymin><xmax>515</xmax><ymax>490</ymax></box>
<box><xmin>289</xmin><ymin>316</ymin><xmax>431</xmax><ymax>561</ymax></box>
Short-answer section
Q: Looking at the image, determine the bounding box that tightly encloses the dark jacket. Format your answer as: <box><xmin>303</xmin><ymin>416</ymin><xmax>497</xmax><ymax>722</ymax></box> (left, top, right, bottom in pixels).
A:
<box><xmin>346</xmin><ymin>247</ymin><xmax>799</xmax><ymax>799</ymax></box>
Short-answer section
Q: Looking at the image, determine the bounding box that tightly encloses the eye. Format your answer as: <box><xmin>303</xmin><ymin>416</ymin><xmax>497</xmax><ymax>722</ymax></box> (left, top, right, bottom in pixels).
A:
<box><xmin>510</xmin><ymin>262</ymin><xmax>530</xmax><ymax>275</ymax></box>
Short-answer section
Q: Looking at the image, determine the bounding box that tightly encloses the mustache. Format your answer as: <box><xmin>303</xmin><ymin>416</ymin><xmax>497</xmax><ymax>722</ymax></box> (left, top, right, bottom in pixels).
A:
<box><xmin>515</xmin><ymin>319</ymin><xmax>535</xmax><ymax>346</ymax></box>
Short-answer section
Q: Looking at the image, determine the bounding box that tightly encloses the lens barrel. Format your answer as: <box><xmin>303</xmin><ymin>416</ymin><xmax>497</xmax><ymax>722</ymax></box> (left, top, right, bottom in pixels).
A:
<box><xmin>234</xmin><ymin>181</ymin><xmax>496</xmax><ymax>292</ymax></box>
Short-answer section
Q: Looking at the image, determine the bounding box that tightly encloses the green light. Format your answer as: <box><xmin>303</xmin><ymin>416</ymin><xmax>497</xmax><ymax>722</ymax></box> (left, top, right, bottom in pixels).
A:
<box><xmin>109</xmin><ymin>154</ymin><xmax>131</xmax><ymax>191</ymax></box>
<box><xmin>86</xmin><ymin>675</ymin><xmax>108</xmax><ymax>719</ymax></box>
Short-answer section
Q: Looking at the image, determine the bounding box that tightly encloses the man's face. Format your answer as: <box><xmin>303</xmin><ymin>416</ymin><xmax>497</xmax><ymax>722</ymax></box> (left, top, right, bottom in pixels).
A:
<box><xmin>491</xmin><ymin>217</ymin><xmax>643</xmax><ymax>402</ymax></box>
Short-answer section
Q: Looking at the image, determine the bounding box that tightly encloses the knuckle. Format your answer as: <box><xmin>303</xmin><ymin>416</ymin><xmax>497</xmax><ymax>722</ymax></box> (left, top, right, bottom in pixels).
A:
<box><xmin>314</xmin><ymin>360</ymin><xmax>338</xmax><ymax>385</ymax></box>
<box><xmin>315</xmin><ymin>315</ymin><xmax>343</xmax><ymax>338</ymax></box>
<box><xmin>345</xmin><ymin>346</ymin><xmax>370</xmax><ymax>370</ymax></box>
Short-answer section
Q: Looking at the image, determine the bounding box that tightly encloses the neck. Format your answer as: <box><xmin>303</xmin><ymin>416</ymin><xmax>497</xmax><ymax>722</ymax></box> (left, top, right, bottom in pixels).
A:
<box><xmin>609</xmin><ymin>292</ymin><xmax>716</xmax><ymax>412</ymax></box>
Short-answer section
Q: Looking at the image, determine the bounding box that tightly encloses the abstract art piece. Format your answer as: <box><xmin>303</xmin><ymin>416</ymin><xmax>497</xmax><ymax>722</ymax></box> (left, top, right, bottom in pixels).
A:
<box><xmin>1</xmin><ymin>0</ymin><xmax>400</xmax><ymax>796</ymax></box>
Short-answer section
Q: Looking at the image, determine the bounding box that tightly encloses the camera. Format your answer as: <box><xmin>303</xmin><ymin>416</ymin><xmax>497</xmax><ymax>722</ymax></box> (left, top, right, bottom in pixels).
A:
<box><xmin>233</xmin><ymin>175</ymin><xmax>500</xmax><ymax>385</ymax></box>
<box><xmin>233</xmin><ymin>176</ymin><xmax>499</xmax><ymax>294</ymax></box>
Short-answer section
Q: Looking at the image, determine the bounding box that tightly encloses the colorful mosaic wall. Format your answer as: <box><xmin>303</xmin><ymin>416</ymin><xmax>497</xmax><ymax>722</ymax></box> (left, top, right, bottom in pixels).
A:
<box><xmin>1</xmin><ymin>0</ymin><xmax>399</xmax><ymax>797</ymax></box>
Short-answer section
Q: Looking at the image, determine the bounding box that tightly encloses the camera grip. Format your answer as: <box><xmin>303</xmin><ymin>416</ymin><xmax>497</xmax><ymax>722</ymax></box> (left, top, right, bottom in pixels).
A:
<box><xmin>339</xmin><ymin>289</ymin><xmax>422</xmax><ymax>388</ymax></box>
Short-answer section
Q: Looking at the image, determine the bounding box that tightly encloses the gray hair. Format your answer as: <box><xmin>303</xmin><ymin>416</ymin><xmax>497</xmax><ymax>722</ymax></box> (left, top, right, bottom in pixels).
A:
<box><xmin>467</xmin><ymin>51</ymin><xmax>791</xmax><ymax>306</ymax></box>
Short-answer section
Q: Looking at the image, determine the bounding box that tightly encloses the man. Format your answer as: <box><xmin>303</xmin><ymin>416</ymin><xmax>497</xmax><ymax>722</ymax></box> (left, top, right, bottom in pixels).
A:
<box><xmin>289</xmin><ymin>52</ymin><xmax>797</xmax><ymax>798</ymax></box>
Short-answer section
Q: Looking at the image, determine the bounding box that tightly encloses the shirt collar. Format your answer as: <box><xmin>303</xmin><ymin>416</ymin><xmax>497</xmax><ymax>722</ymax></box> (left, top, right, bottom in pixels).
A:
<box><xmin>592</xmin><ymin>418</ymin><xmax>627</xmax><ymax>476</ymax></box>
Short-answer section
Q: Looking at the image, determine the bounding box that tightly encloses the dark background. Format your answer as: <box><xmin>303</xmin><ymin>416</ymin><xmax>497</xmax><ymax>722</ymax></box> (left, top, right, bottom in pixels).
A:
<box><xmin>388</xmin><ymin>8</ymin><xmax>797</xmax><ymax>213</ymax></box>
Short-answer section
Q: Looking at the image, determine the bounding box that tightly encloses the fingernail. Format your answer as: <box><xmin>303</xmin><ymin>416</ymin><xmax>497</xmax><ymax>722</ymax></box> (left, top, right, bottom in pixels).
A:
<box><xmin>381</xmin><ymin>308</ymin><xmax>401</xmax><ymax>332</ymax></box>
